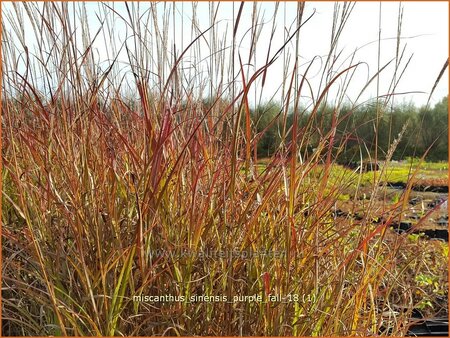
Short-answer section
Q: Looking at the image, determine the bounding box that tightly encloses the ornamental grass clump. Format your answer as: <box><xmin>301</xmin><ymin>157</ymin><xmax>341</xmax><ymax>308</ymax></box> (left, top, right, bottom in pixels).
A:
<box><xmin>2</xmin><ymin>2</ymin><xmax>447</xmax><ymax>336</ymax></box>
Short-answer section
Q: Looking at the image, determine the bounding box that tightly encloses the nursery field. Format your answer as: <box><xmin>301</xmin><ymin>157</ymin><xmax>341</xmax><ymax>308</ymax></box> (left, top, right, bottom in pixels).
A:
<box><xmin>2</xmin><ymin>2</ymin><xmax>448</xmax><ymax>336</ymax></box>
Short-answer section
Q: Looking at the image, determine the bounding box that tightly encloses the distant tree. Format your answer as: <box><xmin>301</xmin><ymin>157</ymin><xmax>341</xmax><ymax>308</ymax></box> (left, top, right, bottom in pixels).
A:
<box><xmin>418</xmin><ymin>96</ymin><xmax>448</xmax><ymax>161</ymax></box>
<box><xmin>251</xmin><ymin>102</ymin><xmax>283</xmax><ymax>158</ymax></box>
<box><xmin>384</xmin><ymin>102</ymin><xmax>419</xmax><ymax>160</ymax></box>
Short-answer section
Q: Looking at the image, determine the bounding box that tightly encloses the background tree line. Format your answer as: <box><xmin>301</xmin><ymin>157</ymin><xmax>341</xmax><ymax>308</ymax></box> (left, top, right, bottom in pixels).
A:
<box><xmin>249</xmin><ymin>96</ymin><xmax>448</xmax><ymax>163</ymax></box>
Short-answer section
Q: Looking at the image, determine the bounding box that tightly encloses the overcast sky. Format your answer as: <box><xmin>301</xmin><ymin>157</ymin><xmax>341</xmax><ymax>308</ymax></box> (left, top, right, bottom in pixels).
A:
<box><xmin>293</xmin><ymin>1</ymin><xmax>449</xmax><ymax>107</ymax></box>
<box><xmin>2</xmin><ymin>1</ymin><xmax>448</xmax><ymax>108</ymax></box>
<box><xmin>183</xmin><ymin>1</ymin><xmax>449</xmax><ymax>107</ymax></box>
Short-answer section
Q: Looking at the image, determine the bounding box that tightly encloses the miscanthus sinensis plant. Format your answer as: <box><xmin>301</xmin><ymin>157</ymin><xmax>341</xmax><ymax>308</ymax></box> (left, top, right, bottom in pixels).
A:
<box><xmin>2</xmin><ymin>2</ymin><xmax>447</xmax><ymax>336</ymax></box>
